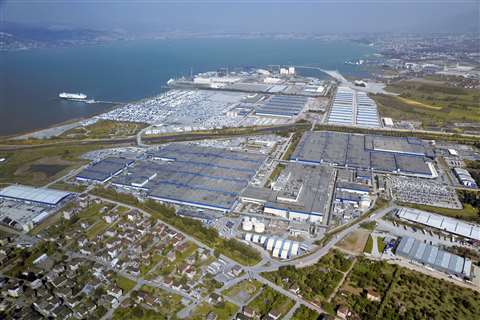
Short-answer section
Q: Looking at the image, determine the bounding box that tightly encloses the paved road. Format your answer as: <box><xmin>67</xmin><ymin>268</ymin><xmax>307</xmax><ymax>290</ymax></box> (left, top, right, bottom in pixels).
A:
<box><xmin>284</xmin><ymin>301</ymin><xmax>301</xmax><ymax>320</ymax></box>
<box><xmin>250</xmin><ymin>205</ymin><xmax>397</xmax><ymax>273</ymax></box>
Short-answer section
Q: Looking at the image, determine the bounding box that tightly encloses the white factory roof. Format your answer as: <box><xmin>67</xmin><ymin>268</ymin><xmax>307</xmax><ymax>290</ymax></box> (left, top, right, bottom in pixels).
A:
<box><xmin>0</xmin><ymin>185</ymin><xmax>72</xmax><ymax>205</ymax></box>
<box><xmin>397</xmin><ymin>207</ymin><xmax>480</xmax><ymax>241</ymax></box>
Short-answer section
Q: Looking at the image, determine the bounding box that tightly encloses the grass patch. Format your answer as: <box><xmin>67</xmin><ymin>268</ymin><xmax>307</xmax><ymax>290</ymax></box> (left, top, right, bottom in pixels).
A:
<box><xmin>282</xmin><ymin>131</ymin><xmax>303</xmax><ymax>161</ymax></box>
<box><xmin>85</xmin><ymin>220</ymin><xmax>110</xmax><ymax>240</ymax></box>
<box><xmin>262</xmin><ymin>250</ymin><xmax>353</xmax><ymax>305</ymax></box>
<box><xmin>61</xmin><ymin>120</ymin><xmax>147</xmax><ymax>139</ymax></box>
<box><xmin>114</xmin><ymin>274</ymin><xmax>136</xmax><ymax>292</ymax></box>
<box><xmin>291</xmin><ymin>305</ymin><xmax>320</xmax><ymax>320</ymax></box>
<box><xmin>336</xmin><ymin>229</ymin><xmax>370</xmax><ymax>254</ymax></box>
<box><xmin>377</xmin><ymin>237</ymin><xmax>386</xmax><ymax>254</ymax></box>
<box><xmin>359</xmin><ymin>221</ymin><xmax>377</xmax><ymax>231</ymax></box>
<box><xmin>29</xmin><ymin>163</ymin><xmax>69</xmax><ymax>177</ymax></box>
<box><xmin>364</xmin><ymin>235</ymin><xmax>373</xmax><ymax>254</ymax></box>
<box><xmin>49</xmin><ymin>180</ymin><xmax>87</xmax><ymax>193</ymax></box>
<box><xmin>0</xmin><ymin>143</ymin><xmax>108</xmax><ymax>186</ymax></box>
<box><xmin>190</xmin><ymin>301</ymin><xmax>238</xmax><ymax>320</ymax></box>
<box><xmin>372</xmin><ymin>79</ymin><xmax>480</xmax><ymax>128</ymax></box>
<box><xmin>222</xmin><ymin>279</ymin><xmax>263</xmax><ymax>303</ymax></box>
<box><xmin>395</xmin><ymin>96</ymin><xmax>442</xmax><ymax>110</ymax></box>
<box><xmin>266</xmin><ymin>163</ymin><xmax>285</xmax><ymax>187</ymax></box>
<box><xmin>247</xmin><ymin>286</ymin><xmax>295</xmax><ymax>319</ymax></box>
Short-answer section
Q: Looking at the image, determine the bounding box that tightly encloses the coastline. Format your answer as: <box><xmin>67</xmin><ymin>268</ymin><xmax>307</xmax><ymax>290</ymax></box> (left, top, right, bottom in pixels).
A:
<box><xmin>4</xmin><ymin>101</ymin><xmax>124</xmax><ymax>140</ymax></box>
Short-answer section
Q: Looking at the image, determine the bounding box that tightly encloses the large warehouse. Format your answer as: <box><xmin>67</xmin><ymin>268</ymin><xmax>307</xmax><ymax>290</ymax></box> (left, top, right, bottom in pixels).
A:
<box><xmin>0</xmin><ymin>185</ymin><xmax>72</xmax><ymax>206</ymax></box>
<box><xmin>290</xmin><ymin>131</ymin><xmax>436</xmax><ymax>177</ymax></box>
<box><xmin>396</xmin><ymin>236</ymin><xmax>472</xmax><ymax>279</ymax></box>
<box><xmin>111</xmin><ymin>144</ymin><xmax>266</xmax><ymax>212</ymax></box>
<box><xmin>327</xmin><ymin>87</ymin><xmax>380</xmax><ymax>128</ymax></box>
<box><xmin>76</xmin><ymin>157</ymin><xmax>134</xmax><ymax>183</ymax></box>
<box><xmin>396</xmin><ymin>207</ymin><xmax>480</xmax><ymax>241</ymax></box>
<box><xmin>240</xmin><ymin>163</ymin><xmax>336</xmax><ymax>223</ymax></box>
<box><xmin>255</xmin><ymin>95</ymin><xmax>308</xmax><ymax>118</ymax></box>
<box><xmin>0</xmin><ymin>185</ymin><xmax>73</xmax><ymax>232</ymax></box>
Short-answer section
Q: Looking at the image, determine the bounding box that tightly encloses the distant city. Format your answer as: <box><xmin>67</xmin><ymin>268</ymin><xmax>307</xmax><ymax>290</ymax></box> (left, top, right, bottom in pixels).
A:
<box><xmin>1</xmin><ymin>4</ymin><xmax>479</xmax><ymax>320</ymax></box>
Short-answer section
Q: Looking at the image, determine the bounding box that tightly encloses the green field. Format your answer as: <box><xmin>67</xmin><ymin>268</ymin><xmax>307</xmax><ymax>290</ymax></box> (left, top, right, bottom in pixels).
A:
<box><xmin>364</xmin><ymin>235</ymin><xmax>374</xmax><ymax>254</ymax></box>
<box><xmin>49</xmin><ymin>180</ymin><xmax>87</xmax><ymax>193</ymax></box>
<box><xmin>372</xmin><ymin>80</ymin><xmax>480</xmax><ymax>129</ymax></box>
<box><xmin>114</xmin><ymin>275</ymin><xmax>136</xmax><ymax>293</ymax></box>
<box><xmin>266</xmin><ymin>163</ymin><xmax>286</xmax><ymax>187</ymax></box>
<box><xmin>282</xmin><ymin>131</ymin><xmax>303</xmax><ymax>160</ymax></box>
<box><xmin>291</xmin><ymin>305</ymin><xmax>320</xmax><ymax>320</ymax></box>
<box><xmin>247</xmin><ymin>286</ymin><xmax>295</xmax><ymax>319</ymax></box>
<box><xmin>190</xmin><ymin>301</ymin><xmax>238</xmax><ymax>320</ymax></box>
<box><xmin>360</xmin><ymin>221</ymin><xmax>377</xmax><ymax>231</ymax></box>
<box><xmin>377</xmin><ymin>237</ymin><xmax>386</xmax><ymax>254</ymax></box>
<box><xmin>262</xmin><ymin>250</ymin><xmax>353</xmax><ymax>304</ymax></box>
<box><xmin>61</xmin><ymin>120</ymin><xmax>147</xmax><ymax>139</ymax></box>
<box><xmin>222</xmin><ymin>279</ymin><xmax>263</xmax><ymax>303</ymax></box>
<box><xmin>333</xmin><ymin>257</ymin><xmax>480</xmax><ymax>320</ymax></box>
<box><xmin>0</xmin><ymin>142</ymin><xmax>108</xmax><ymax>186</ymax></box>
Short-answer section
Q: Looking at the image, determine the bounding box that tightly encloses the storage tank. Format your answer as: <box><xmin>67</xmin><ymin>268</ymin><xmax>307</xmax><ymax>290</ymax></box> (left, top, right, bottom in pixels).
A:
<box><xmin>260</xmin><ymin>236</ymin><xmax>267</xmax><ymax>245</ymax></box>
<box><xmin>265</xmin><ymin>238</ymin><xmax>276</xmax><ymax>251</ymax></box>
<box><xmin>360</xmin><ymin>196</ymin><xmax>371</xmax><ymax>209</ymax></box>
<box><xmin>254</xmin><ymin>222</ymin><xmax>265</xmax><ymax>233</ymax></box>
<box><xmin>242</xmin><ymin>219</ymin><xmax>253</xmax><ymax>231</ymax></box>
<box><xmin>290</xmin><ymin>242</ymin><xmax>300</xmax><ymax>257</ymax></box>
<box><xmin>244</xmin><ymin>233</ymin><xmax>252</xmax><ymax>242</ymax></box>
<box><xmin>272</xmin><ymin>247</ymin><xmax>281</xmax><ymax>258</ymax></box>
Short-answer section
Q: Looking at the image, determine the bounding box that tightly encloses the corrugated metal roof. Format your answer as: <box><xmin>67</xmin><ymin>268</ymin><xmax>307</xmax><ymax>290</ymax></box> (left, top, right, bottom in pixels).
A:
<box><xmin>0</xmin><ymin>185</ymin><xmax>71</xmax><ymax>205</ymax></box>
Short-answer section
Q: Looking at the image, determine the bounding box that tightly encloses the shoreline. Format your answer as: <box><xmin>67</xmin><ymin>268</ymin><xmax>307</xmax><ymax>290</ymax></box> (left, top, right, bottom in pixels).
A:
<box><xmin>4</xmin><ymin>101</ymin><xmax>124</xmax><ymax>140</ymax></box>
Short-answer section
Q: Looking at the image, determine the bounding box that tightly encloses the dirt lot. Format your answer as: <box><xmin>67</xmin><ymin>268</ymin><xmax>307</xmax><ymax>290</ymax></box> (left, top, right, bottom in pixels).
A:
<box><xmin>335</xmin><ymin>229</ymin><xmax>370</xmax><ymax>254</ymax></box>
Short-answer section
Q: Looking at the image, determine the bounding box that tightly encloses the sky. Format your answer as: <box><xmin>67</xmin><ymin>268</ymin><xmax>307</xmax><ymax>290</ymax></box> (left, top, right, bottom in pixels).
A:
<box><xmin>1</xmin><ymin>0</ymin><xmax>479</xmax><ymax>34</ymax></box>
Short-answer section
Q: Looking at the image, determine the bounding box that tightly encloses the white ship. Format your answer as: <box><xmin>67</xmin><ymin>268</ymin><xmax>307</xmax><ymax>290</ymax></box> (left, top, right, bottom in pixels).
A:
<box><xmin>59</xmin><ymin>92</ymin><xmax>87</xmax><ymax>101</ymax></box>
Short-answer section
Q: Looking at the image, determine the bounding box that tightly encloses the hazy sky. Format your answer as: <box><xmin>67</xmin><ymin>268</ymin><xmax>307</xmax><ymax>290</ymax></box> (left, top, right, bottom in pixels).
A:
<box><xmin>1</xmin><ymin>1</ymin><xmax>479</xmax><ymax>34</ymax></box>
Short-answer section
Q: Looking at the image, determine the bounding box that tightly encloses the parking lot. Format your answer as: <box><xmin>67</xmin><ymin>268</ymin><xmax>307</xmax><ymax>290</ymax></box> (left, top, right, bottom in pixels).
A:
<box><xmin>388</xmin><ymin>176</ymin><xmax>462</xmax><ymax>209</ymax></box>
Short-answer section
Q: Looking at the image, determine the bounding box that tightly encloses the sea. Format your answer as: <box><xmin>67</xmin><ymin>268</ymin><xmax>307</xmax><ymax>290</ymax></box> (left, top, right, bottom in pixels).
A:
<box><xmin>0</xmin><ymin>38</ymin><xmax>374</xmax><ymax>136</ymax></box>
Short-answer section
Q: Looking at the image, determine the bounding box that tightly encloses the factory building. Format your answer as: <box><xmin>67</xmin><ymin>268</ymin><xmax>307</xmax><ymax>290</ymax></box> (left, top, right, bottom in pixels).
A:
<box><xmin>0</xmin><ymin>185</ymin><xmax>73</xmax><ymax>232</ymax></box>
<box><xmin>255</xmin><ymin>95</ymin><xmax>308</xmax><ymax>119</ymax></box>
<box><xmin>336</xmin><ymin>182</ymin><xmax>370</xmax><ymax>195</ymax></box>
<box><xmin>240</xmin><ymin>164</ymin><xmax>335</xmax><ymax>224</ymax></box>
<box><xmin>327</xmin><ymin>87</ymin><xmax>380</xmax><ymax>128</ymax></box>
<box><xmin>290</xmin><ymin>131</ymin><xmax>436</xmax><ymax>178</ymax></box>
<box><xmin>396</xmin><ymin>207</ymin><xmax>480</xmax><ymax>241</ymax></box>
<box><xmin>0</xmin><ymin>185</ymin><xmax>72</xmax><ymax>206</ymax></box>
<box><xmin>396</xmin><ymin>236</ymin><xmax>472</xmax><ymax>279</ymax></box>
<box><xmin>109</xmin><ymin>144</ymin><xmax>266</xmax><ymax>213</ymax></box>
<box><xmin>76</xmin><ymin>157</ymin><xmax>134</xmax><ymax>183</ymax></box>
